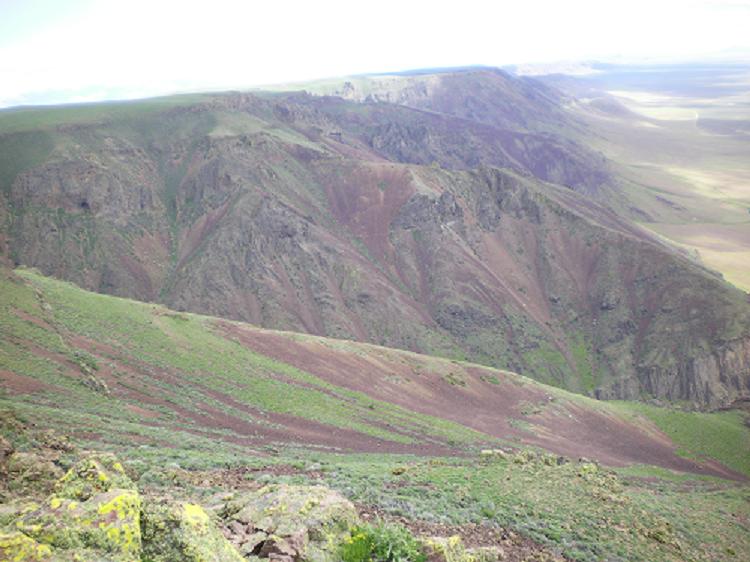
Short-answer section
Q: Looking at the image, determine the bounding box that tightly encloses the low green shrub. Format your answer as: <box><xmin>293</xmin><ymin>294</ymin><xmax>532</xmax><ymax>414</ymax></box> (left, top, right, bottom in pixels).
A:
<box><xmin>341</xmin><ymin>522</ymin><xmax>426</xmax><ymax>562</ymax></box>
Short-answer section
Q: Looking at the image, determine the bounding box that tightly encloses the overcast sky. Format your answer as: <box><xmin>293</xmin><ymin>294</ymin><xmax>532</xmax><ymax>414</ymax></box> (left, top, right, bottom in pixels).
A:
<box><xmin>1</xmin><ymin>0</ymin><xmax>749</xmax><ymax>108</ymax></box>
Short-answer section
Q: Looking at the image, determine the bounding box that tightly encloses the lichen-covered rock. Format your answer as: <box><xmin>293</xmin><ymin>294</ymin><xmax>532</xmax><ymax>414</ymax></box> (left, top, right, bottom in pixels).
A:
<box><xmin>422</xmin><ymin>536</ymin><xmax>504</xmax><ymax>562</ymax></box>
<box><xmin>576</xmin><ymin>462</ymin><xmax>600</xmax><ymax>479</ymax></box>
<box><xmin>479</xmin><ymin>449</ymin><xmax>507</xmax><ymax>462</ymax></box>
<box><xmin>141</xmin><ymin>500</ymin><xmax>243</xmax><ymax>562</ymax></box>
<box><xmin>220</xmin><ymin>484</ymin><xmax>359</xmax><ymax>561</ymax></box>
<box><xmin>512</xmin><ymin>450</ymin><xmax>537</xmax><ymax>465</ymax></box>
<box><xmin>16</xmin><ymin>488</ymin><xmax>141</xmax><ymax>560</ymax></box>
<box><xmin>0</xmin><ymin>500</ymin><xmax>34</xmax><ymax>530</ymax></box>
<box><xmin>55</xmin><ymin>454</ymin><xmax>134</xmax><ymax>500</ymax></box>
<box><xmin>5</xmin><ymin>452</ymin><xmax>64</xmax><ymax>495</ymax></box>
<box><xmin>36</xmin><ymin>429</ymin><xmax>75</xmax><ymax>453</ymax></box>
<box><xmin>0</xmin><ymin>531</ymin><xmax>53</xmax><ymax>561</ymax></box>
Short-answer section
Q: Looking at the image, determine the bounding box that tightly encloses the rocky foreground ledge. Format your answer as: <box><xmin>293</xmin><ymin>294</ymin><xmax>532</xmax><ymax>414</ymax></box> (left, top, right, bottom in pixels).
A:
<box><xmin>0</xmin><ymin>413</ymin><xmax>510</xmax><ymax>562</ymax></box>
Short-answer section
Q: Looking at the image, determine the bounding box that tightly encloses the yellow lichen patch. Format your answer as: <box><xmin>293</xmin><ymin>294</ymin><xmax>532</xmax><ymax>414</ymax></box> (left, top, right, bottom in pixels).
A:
<box><xmin>116</xmin><ymin>521</ymin><xmax>140</xmax><ymax>555</ymax></box>
<box><xmin>91</xmin><ymin>490</ymin><xmax>142</xmax><ymax>555</ymax></box>
<box><xmin>299</xmin><ymin>498</ymin><xmax>318</xmax><ymax>515</ymax></box>
<box><xmin>182</xmin><ymin>503</ymin><xmax>210</xmax><ymax>527</ymax></box>
<box><xmin>97</xmin><ymin>491</ymin><xmax>139</xmax><ymax>520</ymax></box>
<box><xmin>55</xmin><ymin>455</ymin><xmax>135</xmax><ymax>501</ymax></box>
<box><xmin>422</xmin><ymin>535</ymin><xmax>480</xmax><ymax>562</ymax></box>
<box><xmin>15</xmin><ymin>521</ymin><xmax>42</xmax><ymax>535</ymax></box>
<box><xmin>0</xmin><ymin>531</ymin><xmax>53</xmax><ymax>561</ymax></box>
<box><xmin>106</xmin><ymin>527</ymin><xmax>121</xmax><ymax>542</ymax></box>
<box><xmin>22</xmin><ymin>503</ymin><xmax>40</xmax><ymax>514</ymax></box>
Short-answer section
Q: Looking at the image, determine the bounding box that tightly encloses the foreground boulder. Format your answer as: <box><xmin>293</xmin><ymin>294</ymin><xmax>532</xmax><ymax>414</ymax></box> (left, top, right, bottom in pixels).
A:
<box><xmin>4</xmin><ymin>451</ymin><xmax>64</xmax><ymax>496</ymax></box>
<box><xmin>141</xmin><ymin>500</ymin><xmax>244</xmax><ymax>562</ymax></box>
<box><xmin>0</xmin><ymin>531</ymin><xmax>53</xmax><ymax>561</ymax></box>
<box><xmin>220</xmin><ymin>484</ymin><xmax>359</xmax><ymax>561</ymax></box>
<box><xmin>55</xmin><ymin>453</ymin><xmax>133</xmax><ymax>500</ymax></box>
<box><xmin>11</xmin><ymin>454</ymin><xmax>142</xmax><ymax>561</ymax></box>
<box><xmin>16</xmin><ymin>489</ymin><xmax>142</xmax><ymax>559</ymax></box>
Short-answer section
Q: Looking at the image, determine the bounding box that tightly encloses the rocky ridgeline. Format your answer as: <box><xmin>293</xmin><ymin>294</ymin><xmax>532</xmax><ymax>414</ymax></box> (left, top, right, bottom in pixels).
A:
<box><xmin>0</xmin><ymin>413</ymin><xmax>503</xmax><ymax>562</ymax></box>
<box><xmin>4</xmin><ymin>82</ymin><xmax>749</xmax><ymax>410</ymax></box>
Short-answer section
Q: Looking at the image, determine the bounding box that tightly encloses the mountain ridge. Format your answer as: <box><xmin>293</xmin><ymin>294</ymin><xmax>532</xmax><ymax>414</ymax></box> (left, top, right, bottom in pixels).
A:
<box><xmin>1</xmin><ymin>70</ymin><xmax>749</xmax><ymax>409</ymax></box>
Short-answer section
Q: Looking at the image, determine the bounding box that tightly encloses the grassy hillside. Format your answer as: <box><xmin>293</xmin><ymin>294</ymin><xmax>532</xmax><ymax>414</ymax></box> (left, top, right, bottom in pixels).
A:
<box><xmin>1</xmin><ymin>267</ymin><xmax>749</xmax><ymax>561</ymax></box>
<box><xmin>0</xmin><ymin>267</ymin><xmax>491</xmax><ymax>454</ymax></box>
<box><xmin>0</xmin><ymin>265</ymin><xmax>747</xmax><ymax>475</ymax></box>
<box><xmin>610</xmin><ymin>401</ymin><xmax>750</xmax><ymax>477</ymax></box>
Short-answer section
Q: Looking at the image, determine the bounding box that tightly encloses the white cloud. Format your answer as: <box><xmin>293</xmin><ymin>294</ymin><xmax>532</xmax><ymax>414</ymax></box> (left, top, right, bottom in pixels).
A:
<box><xmin>1</xmin><ymin>0</ymin><xmax>749</xmax><ymax>107</ymax></box>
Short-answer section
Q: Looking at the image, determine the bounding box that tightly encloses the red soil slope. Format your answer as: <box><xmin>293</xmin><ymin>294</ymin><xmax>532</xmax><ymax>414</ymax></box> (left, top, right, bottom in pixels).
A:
<box><xmin>220</xmin><ymin>321</ymin><xmax>746</xmax><ymax>480</ymax></box>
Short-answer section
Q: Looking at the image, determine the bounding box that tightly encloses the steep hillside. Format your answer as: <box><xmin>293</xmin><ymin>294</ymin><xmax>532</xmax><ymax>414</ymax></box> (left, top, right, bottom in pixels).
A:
<box><xmin>1</xmin><ymin>77</ymin><xmax>750</xmax><ymax>408</ymax></box>
<box><xmin>2</xmin><ymin>267</ymin><xmax>750</xmax><ymax>562</ymax></box>
<box><xmin>1</xmin><ymin>266</ymin><xmax>746</xmax><ymax>480</ymax></box>
<box><xmin>292</xmin><ymin>68</ymin><xmax>611</xmax><ymax>193</ymax></box>
<box><xmin>280</xmin><ymin>67</ymin><xmax>572</xmax><ymax>134</ymax></box>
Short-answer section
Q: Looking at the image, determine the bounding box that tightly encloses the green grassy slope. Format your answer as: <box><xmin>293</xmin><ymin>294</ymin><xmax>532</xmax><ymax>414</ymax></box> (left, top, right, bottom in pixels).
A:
<box><xmin>2</xmin><ymin>266</ymin><xmax>749</xmax><ymax>474</ymax></box>
<box><xmin>0</xmin><ymin>94</ymin><xmax>212</xmax><ymax>134</ymax></box>
<box><xmin>610</xmin><ymin>401</ymin><xmax>750</xmax><ymax>477</ymax></box>
<box><xmin>0</xmin><ymin>268</ymin><xmax>490</xmax><ymax>454</ymax></box>
<box><xmin>304</xmin><ymin>453</ymin><xmax>750</xmax><ymax>562</ymax></box>
<box><xmin>2</xmin><ymin>267</ymin><xmax>749</xmax><ymax>562</ymax></box>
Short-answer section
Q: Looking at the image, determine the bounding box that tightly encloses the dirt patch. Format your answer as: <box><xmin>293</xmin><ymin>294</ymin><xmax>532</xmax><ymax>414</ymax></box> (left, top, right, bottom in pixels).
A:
<box><xmin>318</xmin><ymin>161</ymin><xmax>416</xmax><ymax>263</ymax></box>
<box><xmin>125</xmin><ymin>404</ymin><xmax>160</xmax><ymax>419</ymax></box>
<box><xmin>526</xmin><ymin>403</ymin><xmax>747</xmax><ymax>481</ymax></box>
<box><xmin>196</xmin><ymin>385</ymin><xmax>457</xmax><ymax>456</ymax></box>
<box><xmin>0</xmin><ymin>369</ymin><xmax>55</xmax><ymax>394</ymax></box>
<box><xmin>219</xmin><ymin>322</ymin><xmax>745</xmax><ymax>480</ymax></box>
<box><xmin>12</xmin><ymin>308</ymin><xmax>55</xmax><ymax>330</ymax></box>
<box><xmin>57</xmin><ymin>330</ymin><xmax>455</xmax><ymax>456</ymax></box>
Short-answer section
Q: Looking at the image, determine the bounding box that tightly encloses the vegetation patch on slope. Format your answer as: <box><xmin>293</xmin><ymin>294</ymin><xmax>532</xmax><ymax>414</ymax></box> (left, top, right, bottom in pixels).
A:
<box><xmin>610</xmin><ymin>401</ymin><xmax>750</xmax><ymax>477</ymax></box>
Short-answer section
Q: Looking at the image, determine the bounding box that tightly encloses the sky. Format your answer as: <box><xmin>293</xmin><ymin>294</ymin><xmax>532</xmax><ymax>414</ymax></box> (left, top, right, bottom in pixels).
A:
<box><xmin>1</xmin><ymin>0</ymin><xmax>749</xmax><ymax>108</ymax></box>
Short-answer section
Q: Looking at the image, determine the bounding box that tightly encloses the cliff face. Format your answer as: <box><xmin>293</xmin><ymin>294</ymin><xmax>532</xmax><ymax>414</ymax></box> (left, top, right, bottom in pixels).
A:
<box><xmin>613</xmin><ymin>337</ymin><xmax>750</xmax><ymax>409</ymax></box>
<box><xmin>2</xmin><ymin>76</ymin><xmax>750</xmax><ymax>409</ymax></box>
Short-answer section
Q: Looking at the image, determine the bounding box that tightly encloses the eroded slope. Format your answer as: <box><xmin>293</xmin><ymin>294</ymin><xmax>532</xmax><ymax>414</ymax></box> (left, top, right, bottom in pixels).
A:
<box><xmin>0</xmin><ymin>267</ymin><xmax>745</xmax><ymax>480</ymax></box>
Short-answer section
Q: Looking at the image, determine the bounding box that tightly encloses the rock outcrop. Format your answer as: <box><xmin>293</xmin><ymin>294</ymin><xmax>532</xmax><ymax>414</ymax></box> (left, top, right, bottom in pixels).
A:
<box><xmin>3</xmin><ymin>74</ymin><xmax>750</xmax><ymax>409</ymax></box>
<box><xmin>219</xmin><ymin>484</ymin><xmax>359</xmax><ymax>561</ymax></box>
<box><xmin>596</xmin><ymin>336</ymin><xmax>750</xmax><ymax>409</ymax></box>
<box><xmin>0</xmin><ymin>415</ymin><xmax>366</xmax><ymax>562</ymax></box>
<box><xmin>142</xmin><ymin>501</ymin><xmax>244</xmax><ymax>562</ymax></box>
<box><xmin>14</xmin><ymin>455</ymin><xmax>141</xmax><ymax>560</ymax></box>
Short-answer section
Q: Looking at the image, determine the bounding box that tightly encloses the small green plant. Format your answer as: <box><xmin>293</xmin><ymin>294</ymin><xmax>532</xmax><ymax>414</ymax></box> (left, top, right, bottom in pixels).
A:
<box><xmin>519</xmin><ymin>400</ymin><xmax>543</xmax><ymax>416</ymax></box>
<box><xmin>72</xmin><ymin>349</ymin><xmax>99</xmax><ymax>372</ymax></box>
<box><xmin>341</xmin><ymin>529</ymin><xmax>374</xmax><ymax>562</ymax></box>
<box><xmin>444</xmin><ymin>373</ymin><xmax>466</xmax><ymax>387</ymax></box>
<box><xmin>341</xmin><ymin>523</ymin><xmax>427</xmax><ymax>562</ymax></box>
